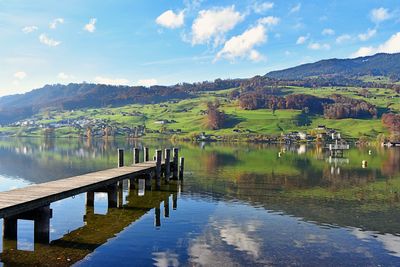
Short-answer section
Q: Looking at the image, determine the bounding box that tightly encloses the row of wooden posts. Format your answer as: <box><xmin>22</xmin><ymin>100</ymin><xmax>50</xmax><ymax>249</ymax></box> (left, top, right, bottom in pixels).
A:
<box><xmin>117</xmin><ymin>147</ymin><xmax>184</xmax><ymax>182</ymax></box>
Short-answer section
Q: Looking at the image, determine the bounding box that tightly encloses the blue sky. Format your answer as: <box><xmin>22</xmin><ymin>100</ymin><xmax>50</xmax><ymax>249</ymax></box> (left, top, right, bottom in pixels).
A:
<box><xmin>0</xmin><ymin>0</ymin><xmax>399</xmax><ymax>96</ymax></box>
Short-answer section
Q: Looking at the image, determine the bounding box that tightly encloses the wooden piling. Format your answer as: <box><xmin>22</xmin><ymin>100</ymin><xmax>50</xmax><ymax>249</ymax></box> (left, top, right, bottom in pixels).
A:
<box><xmin>144</xmin><ymin>147</ymin><xmax>149</xmax><ymax>162</ymax></box>
<box><xmin>34</xmin><ymin>206</ymin><xmax>51</xmax><ymax>244</ymax></box>
<box><xmin>107</xmin><ymin>184</ymin><xmax>118</xmax><ymax>209</ymax></box>
<box><xmin>86</xmin><ymin>191</ymin><xmax>95</xmax><ymax>207</ymax></box>
<box><xmin>118</xmin><ymin>149</ymin><xmax>124</xmax><ymax>167</ymax></box>
<box><xmin>155</xmin><ymin>206</ymin><xmax>161</xmax><ymax>227</ymax></box>
<box><xmin>133</xmin><ymin>148</ymin><xmax>140</xmax><ymax>164</ymax></box>
<box><xmin>3</xmin><ymin>217</ymin><xmax>17</xmax><ymax>240</ymax></box>
<box><xmin>179</xmin><ymin>157</ymin><xmax>185</xmax><ymax>180</ymax></box>
<box><xmin>173</xmin><ymin>148</ymin><xmax>179</xmax><ymax>179</ymax></box>
<box><xmin>164</xmin><ymin>197</ymin><xmax>170</xmax><ymax>218</ymax></box>
<box><xmin>165</xmin><ymin>148</ymin><xmax>171</xmax><ymax>181</ymax></box>
<box><xmin>156</xmin><ymin>150</ymin><xmax>162</xmax><ymax>188</ymax></box>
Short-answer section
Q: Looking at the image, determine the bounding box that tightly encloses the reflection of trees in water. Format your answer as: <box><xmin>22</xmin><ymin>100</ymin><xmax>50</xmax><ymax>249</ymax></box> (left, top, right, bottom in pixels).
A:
<box><xmin>201</xmin><ymin>151</ymin><xmax>239</xmax><ymax>174</ymax></box>
<box><xmin>381</xmin><ymin>149</ymin><xmax>400</xmax><ymax>177</ymax></box>
<box><xmin>321</xmin><ymin>168</ymin><xmax>376</xmax><ymax>189</ymax></box>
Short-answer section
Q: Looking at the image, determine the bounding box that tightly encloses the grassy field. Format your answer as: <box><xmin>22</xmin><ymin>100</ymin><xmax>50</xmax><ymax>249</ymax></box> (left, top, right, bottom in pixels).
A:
<box><xmin>2</xmin><ymin>85</ymin><xmax>397</xmax><ymax>140</ymax></box>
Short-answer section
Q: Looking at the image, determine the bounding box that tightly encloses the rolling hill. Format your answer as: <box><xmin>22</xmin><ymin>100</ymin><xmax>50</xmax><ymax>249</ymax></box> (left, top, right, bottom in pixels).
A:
<box><xmin>0</xmin><ymin>52</ymin><xmax>399</xmax><ymax>124</ymax></box>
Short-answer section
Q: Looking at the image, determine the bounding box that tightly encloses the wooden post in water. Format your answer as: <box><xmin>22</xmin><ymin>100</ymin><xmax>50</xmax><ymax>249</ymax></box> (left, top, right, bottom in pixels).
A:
<box><xmin>154</xmin><ymin>205</ymin><xmax>161</xmax><ymax>228</ymax></box>
<box><xmin>3</xmin><ymin>217</ymin><xmax>17</xmax><ymax>241</ymax></box>
<box><xmin>144</xmin><ymin>147</ymin><xmax>150</xmax><ymax>162</ymax></box>
<box><xmin>155</xmin><ymin>150</ymin><xmax>162</xmax><ymax>188</ymax></box>
<box><xmin>117</xmin><ymin>182</ymin><xmax>123</xmax><ymax>208</ymax></box>
<box><xmin>173</xmin><ymin>148</ymin><xmax>179</xmax><ymax>179</ymax></box>
<box><xmin>34</xmin><ymin>205</ymin><xmax>51</xmax><ymax>245</ymax></box>
<box><xmin>164</xmin><ymin>197</ymin><xmax>170</xmax><ymax>218</ymax></box>
<box><xmin>107</xmin><ymin>184</ymin><xmax>118</xmax><ymax>209</ymax></box>
<box><xmin>118</xmin><ymin>149</ymin><xmax>124</xmax><ymax>167</ymax></box>
<box><xmin>179</xmin><ymin>157</ymin><xmax>185</xmax><ymax>180</ymax></box>
<box><xmin>165</xmin><ymin>148</ymin><xmax>171</xmax><ymax>181</ymax></box>
<box><xmin>133</xmin><ymin>148</ymin><xmax>140</xmax><ymax>164</ymax></box>
<box><xmin>172</xmin><ymin>192</ymin><xmax>177</xmax><ymax>210</ymax></box>
<box><xmin>86</xmin><ymin>191</ymin><xmax>95</xmax><ymax>207</ymax></box>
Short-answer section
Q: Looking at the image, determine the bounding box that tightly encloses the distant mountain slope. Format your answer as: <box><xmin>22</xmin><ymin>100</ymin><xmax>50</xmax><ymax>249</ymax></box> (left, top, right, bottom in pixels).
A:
<box><xmin>0</xmin><ymin>80</ymin><xmax>242</xmax><ymax>124</ymax></box>
<box><xmin>266</xmin><ymin>53</ymin><xmax>400</xmax><ymax>80</ymax></box>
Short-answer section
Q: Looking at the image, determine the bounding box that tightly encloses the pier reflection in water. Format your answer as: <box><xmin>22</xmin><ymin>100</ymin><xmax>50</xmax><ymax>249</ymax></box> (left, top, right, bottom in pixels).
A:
<box><xmin>0</xmin><ymin>138</ymin><xmax>399</xmax><ymax>265</ymax></box>
<box><xmin>0</xmin><ymin>178</ymin><xmax>181</xmax><ymax>266</ymax></box>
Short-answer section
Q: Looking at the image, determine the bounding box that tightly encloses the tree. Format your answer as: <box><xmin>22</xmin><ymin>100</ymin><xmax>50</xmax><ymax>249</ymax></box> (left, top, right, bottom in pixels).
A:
<box><xmin>206</xmin><ymin>101</ymin><xmax>225</xmax><ymax>130</ymax></box>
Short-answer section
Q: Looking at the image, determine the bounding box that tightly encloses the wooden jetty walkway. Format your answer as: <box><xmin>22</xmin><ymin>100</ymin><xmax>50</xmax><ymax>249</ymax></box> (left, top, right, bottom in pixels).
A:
<box><xmin>0</xmin><ymin>147</ymin><xmax>184</xmax><ymax>248</ymax></box>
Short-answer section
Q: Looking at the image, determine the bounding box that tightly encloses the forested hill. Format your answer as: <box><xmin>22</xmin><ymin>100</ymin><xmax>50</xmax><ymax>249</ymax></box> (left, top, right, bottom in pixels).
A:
<box><xmin>266</xmin><ymin>53</ymin><xmax>400</xmax><ymax>80</ymax></box>
<box><xmin>0</xmin><ymin>80</ymin><xmax>243</xmax><ymax>124</ymax></box>
<box><xmin>1</xmin><ymin>52</ymin><xmax>400</xmax><ymax>124</ymax></box>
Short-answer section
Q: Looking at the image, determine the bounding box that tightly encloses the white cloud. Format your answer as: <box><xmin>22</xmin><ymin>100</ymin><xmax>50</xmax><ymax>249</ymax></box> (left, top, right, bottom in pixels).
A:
<box><xmin>258</xmin><ymin>16</ymin><xmax>280</xmax><ymax>27</ymax></box>
<box><xmin>14</xmin><ymin>71</ymin><xmax>27</xmax><ymax>80</ymax></box>
<box><xmin>84</xmin><ymin>18</ymin><xmax>97</xmax><ymax>33</ymax></box>
<box><xmin>352</xmin><ymin>32</ymin><xmax>400</xmax><ymax>57</ymax></box>
<box><xmin>289</xmin><ymin>3</ymin><xmax>301</xmax><ymax>14</ymax></box>
<box><xmin>216</xmin><ymin>24</ymin><xmax>267</xmax><ymax>62</ymax></box>
<box><xmin>358</xmin><ymin>28</ymin><xmax>377</xmax><ymax>41</ymax></box>
<box><xmin>58</xmin><ymin>72</ymin><xmax>72</xmax><ymax>80</ymax></box>
<box><xmin>39</xmin><ymin>34</ymin><xmax>61</xmax><ymax>47</ymax></box>
<box><xmin>322</xmin><ymin>28</ymin><xmax>335</xmax><ymax>36</ymax></box>
<box><xmin>371</xmin><ymin>7</ymin><xmax>391</xmax><ymax>23</ymax></box>
<box><xmin>137</xmin><ymin>79</ymin><xmax>158</xmax><ymax>87</ymax></box>
<box><xmin>336</xmin><ymin>34</ymin><xmax>352</xmax><ymax>44</ymax></box>
<box><xmin>94</xmin><ymin>76</ymin><xmax>130</xmax><ymax>85</ymax></box>
<box><xmin>191</xmin><ymin>6</ymin><xmax>244</xmax><ymax>45</ymax></box>
<box><xmin>156</xmin><ymin>10</ymin><xmax>185</xmax><ymax>29</ymax></box>
<box><xmin>308</xmin><ymin>42</ymin><xmax>330</xmax><ymax>50</ymax></box>
<box><xmin>253</xmin><ymin>2</ymin><xmax>274</xmax><ymax>14</ymax></box>
<box><xmin>296</xmin><ymin>35</ymin><xmax>308</xmax><ymax>45</ymax></box>
<box><xmin>49</xmin><ymin>18</ymin><xmax>64</xmax><ymax>29</ymax></box>
<box><xmin>22</xmin><ymin>25</ymin><xmax>38</xmax><ymax>33</ymax></box>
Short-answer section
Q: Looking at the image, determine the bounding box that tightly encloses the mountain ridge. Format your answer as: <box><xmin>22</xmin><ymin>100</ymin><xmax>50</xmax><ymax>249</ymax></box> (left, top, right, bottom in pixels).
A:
<box><xmin>265</xmin><ymin>53</ymin><xmax>400</xmax><ymax>80</ymax></box>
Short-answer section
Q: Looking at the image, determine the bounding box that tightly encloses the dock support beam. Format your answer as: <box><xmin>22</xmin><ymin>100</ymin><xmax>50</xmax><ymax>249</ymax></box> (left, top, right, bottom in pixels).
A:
<box><xmin>156</xmin><ymin>150</ymin><xmax>162</xmax><ymax>188</ymax></box>
<box><xmin>86</xmin><ymin>191</ymin><xmax>95</xmax><ymax>207</ymax></box>
<box><xmin>164</xmin><ymin>197</ymin><xmax>170</xmax><ymax>218</ymax></box>
<box><xmin>165</xmin><ymin>148</ymin><xmax>171</xmax><ymax>181</ymax></box>
<box><xmin>133</xmin><ymin>148</ymin><xmax>140</xmax><ymax>164</ymax></box>
<box><xmin>179</xmin><ymin>157</ymin><xmax>185</xmax><ymax>180</ymax></box>
<box><xmin>107</xmin><ymin>184</ymin><xmax>118</xmax><ymax>209</ymax></box>
<box><xmin>154</xmin><ymin>205</ymin><xmax>161</xmax><ymax>228</ymax></box>
<box><xmin>144</xmin><ymin>147</ymin><xmax>149</xmax><ymax>162</ymax></box>
<box><xmin>173</xmin><ymin>148</ymin><xmax>179</xmax><ymax>179</ymax></box>
<box><xmin>3</xmin><ymin>217</ymin><xmax>17</xmax><ymax>241</ymax></box>
<box><xmin>34</xmin><ymin>205</ymin><xmax>51</xmax><ymax>245</ymax></box>
<box><xmin>118</xmin><ymin>149</ymin><xmax>124</xmax><ymax>167</ymax></box>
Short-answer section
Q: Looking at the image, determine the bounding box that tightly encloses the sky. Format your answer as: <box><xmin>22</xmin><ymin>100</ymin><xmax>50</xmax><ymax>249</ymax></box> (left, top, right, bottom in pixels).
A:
<box><xmin>0</xmin><ymin>0</ymin><xmax>399</xmax><ymax>96</ymax></box>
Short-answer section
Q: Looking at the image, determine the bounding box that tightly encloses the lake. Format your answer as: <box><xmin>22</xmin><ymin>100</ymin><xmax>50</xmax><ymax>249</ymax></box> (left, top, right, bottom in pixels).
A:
<box><xmin>0</xmin><ymin>137</ymin><xmax>399</xmax><ymax>266</ymax></box>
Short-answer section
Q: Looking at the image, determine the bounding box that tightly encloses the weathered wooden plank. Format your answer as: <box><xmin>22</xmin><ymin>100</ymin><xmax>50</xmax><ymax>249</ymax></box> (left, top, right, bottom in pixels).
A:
<box><xmin>0</xmin><ymin>161</ymin><xmax>164</xmax><ymax>218</ymax></box>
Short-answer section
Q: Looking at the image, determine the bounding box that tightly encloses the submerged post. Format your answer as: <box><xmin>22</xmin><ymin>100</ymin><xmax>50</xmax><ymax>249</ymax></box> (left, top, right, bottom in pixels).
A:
<box><xmin>155</xmin><ymin>205</ymin><xmax>161</xmax><ymax>228</ymax></box>
<box><xmin>118</xmin><ymin>148</ymin><xmax>124</xmax><ymax>167</ymax></box>
<box><xmin>34</xmin><ymin>205</ymin><xmax>51</xmax><ymax>244</ymax></box>
<box><xmin>179</xmin><ymin>157</ymin><xmax>185</xmax><ymax>180</ymax></box>
<box><xmin>86</xmin><ymin>191</ymin><xmax>95</xmax><ymax>207</ymax></box>
<box><xmin>107</xmin><ymin>183</ymin><xmax>118</xmax><ymax>209</ymax></box>
<box><xmin>3</xmin><ymin>217</ymin><xmax>17</xmax><ymax>241</ymax></box>
<box><xmin>144</xmin><ymin>147</ymin><xmax>150</xmax><ymax>162</ymax></box>
<box><xmin>173</xmin><ymin>148</ymin><xmax>179</xmax><ymax>179</ymax></box>
<box><xmin>156</xmin><ymin>150</ymin><xmax>162</xmax><ymax>188</ymax></box>
<box><xmin>133</xmin><ymin>148</ymin><xmax>140</xmax><ymax>164</ymax></box>
<box><xmin>164</xmin><ymin>197</ymin><xmax>170</xmax><ymax>218</ymax></box>
<box><xmin>165</xmin><ymin>148</ymin><xmax>171</xmax><ymax>181</ymax></box>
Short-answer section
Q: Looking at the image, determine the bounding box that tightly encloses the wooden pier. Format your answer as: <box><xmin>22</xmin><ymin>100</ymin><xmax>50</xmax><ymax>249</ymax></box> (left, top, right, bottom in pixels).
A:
<box><xmin>0</xmin><ymin>147</ymin><xmax>184</xmax><ymax>249</ymax></box>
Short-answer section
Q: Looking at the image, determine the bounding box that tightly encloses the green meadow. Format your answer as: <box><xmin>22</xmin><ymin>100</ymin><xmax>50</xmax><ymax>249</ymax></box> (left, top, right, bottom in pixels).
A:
<box><xmin>2</xmin><ymin>85</ymin><xmax>398</xmax><ymax>140</ymax></box>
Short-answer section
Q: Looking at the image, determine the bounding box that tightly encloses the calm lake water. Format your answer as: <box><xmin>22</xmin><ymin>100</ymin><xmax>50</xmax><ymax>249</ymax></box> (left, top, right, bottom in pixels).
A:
<box><xmin>0</xmin><ymin>137</ymin><xmax>399</xmax><ymax>266</ymax></box>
